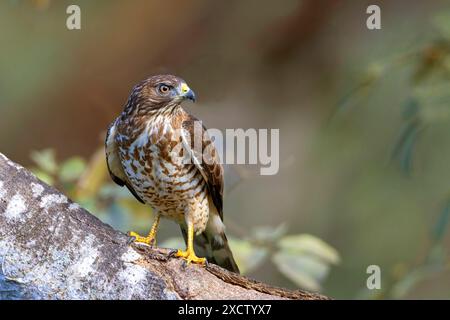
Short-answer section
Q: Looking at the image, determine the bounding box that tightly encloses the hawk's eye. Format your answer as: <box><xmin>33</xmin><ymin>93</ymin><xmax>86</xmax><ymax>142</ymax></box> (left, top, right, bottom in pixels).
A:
<box><xmin>158</xmin><ymin>84</ymin><xmax>171</xmax><ymax>95</ymax></box>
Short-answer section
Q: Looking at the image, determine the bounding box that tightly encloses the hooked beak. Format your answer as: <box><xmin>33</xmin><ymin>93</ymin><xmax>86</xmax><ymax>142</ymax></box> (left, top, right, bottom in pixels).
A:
<box><xmin>179</xmin><ymin>83</ymin><xmax>196</xmax><ymax>102</ymax></box>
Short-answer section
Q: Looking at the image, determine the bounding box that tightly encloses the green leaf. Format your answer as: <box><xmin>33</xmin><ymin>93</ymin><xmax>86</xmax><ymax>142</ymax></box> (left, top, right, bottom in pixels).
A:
<box><xmin>402</xmin><ymin>97</ymin><xmax>420</xmax><ymax>120</ymax></box>
<box><xmin>31</xmin><ymin>168</ymin><xmax>54</xmax><ymax>186</ymax></box>
<box><xmin>272</xmin><ymin>251</ymin><xmax>329</xmax><ymax>291</ymax></box>
<box><xmin>391</xmin><ymin>118</ymin><xmax>423</xmax><ymax>174</ymax></box>
<box><xmin>30</xmin><ymin>149</ymin><xmax>58</xmax><ymax>175</ymax></box>
<box><xmin>432</xmin><ymin>199</ymin><xmax>450</xmax><ymax>243</ymax></box>
<box><xmin>250</xmin><ymin>224</ymin><xmax>288</xmax><ymax>243</ymax></box>
<box><xmin>228</xmin><ymin>238</ymin><xmax>268</xmax><ymax>274</ymax></box>
<box><xmin>334</xmin><ymin>62</ymin><xmax>384</xmax><ymax>116</ymax></box>
<box><xmin>59</xmin><ymin>157</ymin><xmax>86</xmax><ymax>182</ymax></box>
<box><xmin>390</xmin><ymin>267</ymin><xmax>430</xmax><ymax>299</ymax></box>
<box><xmin>277</xmin><ymin>234</ymin><xmax>340</xmax><ymax>265</ymax></box>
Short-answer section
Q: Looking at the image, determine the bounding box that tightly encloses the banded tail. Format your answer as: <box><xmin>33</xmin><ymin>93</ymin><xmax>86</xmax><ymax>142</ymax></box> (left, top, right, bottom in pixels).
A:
<box><xmin>180</xmin><ymin>211</ymin><xmax>240</xmax><ymax>274</ymax></box>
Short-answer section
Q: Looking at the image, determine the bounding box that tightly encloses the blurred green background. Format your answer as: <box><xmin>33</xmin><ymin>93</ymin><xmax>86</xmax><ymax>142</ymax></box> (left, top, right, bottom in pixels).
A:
<box><xmin>2</xmin><ymin>0</ymin><xmax>450</xmax><ymax>299</ymax></box>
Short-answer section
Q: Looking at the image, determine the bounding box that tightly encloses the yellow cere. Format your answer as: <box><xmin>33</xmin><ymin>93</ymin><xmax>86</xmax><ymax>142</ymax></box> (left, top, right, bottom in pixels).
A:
<box><xmin>181</xmin><ymin>83</ymin><xmax>190</xmax><ymax>94</ymax></box>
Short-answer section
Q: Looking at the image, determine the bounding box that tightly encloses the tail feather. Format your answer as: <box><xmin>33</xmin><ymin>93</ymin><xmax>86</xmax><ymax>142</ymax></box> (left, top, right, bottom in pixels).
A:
<box><xmin>207</xmin><ymin>232</ymin><xmax>240</xmax><ymax>273</ymax></box>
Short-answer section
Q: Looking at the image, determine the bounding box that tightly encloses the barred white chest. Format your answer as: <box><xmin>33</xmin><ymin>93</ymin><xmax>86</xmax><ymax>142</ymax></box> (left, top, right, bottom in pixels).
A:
<box><xmin>117</xmin><ymin>118</ymin><xmax>209</xmax><ymax>231</ymax></box>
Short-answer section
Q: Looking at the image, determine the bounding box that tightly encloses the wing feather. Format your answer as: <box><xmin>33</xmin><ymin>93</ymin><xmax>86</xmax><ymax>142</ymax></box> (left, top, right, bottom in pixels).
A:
<box><xmin>181</xmin><ymin>114</ymin><xmax>224</xmax><ymax>219</ymax></box>
<box><xmin>105</xmin><ymin>120</ymin><xmax>145</xmax><ymax>204</ymax></box>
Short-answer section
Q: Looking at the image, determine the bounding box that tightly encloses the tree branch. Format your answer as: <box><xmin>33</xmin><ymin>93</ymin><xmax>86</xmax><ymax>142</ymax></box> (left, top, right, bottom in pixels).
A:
<box><xmin>0</xmin><ymin>153</ymin><xmax>329</xmax><ymax>300</ymax></box>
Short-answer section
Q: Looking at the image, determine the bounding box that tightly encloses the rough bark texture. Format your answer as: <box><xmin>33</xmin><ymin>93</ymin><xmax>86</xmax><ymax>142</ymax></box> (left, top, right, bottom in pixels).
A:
<box><xmin>0</xmin><ymin>153</ymin><xmax>329</xmax><ymax>300</ymax></box>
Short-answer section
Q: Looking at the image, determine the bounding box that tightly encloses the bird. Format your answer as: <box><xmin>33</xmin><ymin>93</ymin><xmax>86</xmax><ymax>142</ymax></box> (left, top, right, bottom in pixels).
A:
<box><xmin>105</xmin><ymin>74</ymin><xmax>240</xmax><ymax>273</ymax></box>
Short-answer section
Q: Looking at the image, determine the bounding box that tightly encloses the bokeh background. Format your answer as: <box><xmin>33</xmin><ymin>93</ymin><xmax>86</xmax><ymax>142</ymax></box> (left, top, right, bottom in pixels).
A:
<box><xmin>2</xmin><ymin>0</ymin><xmax>450</xmax><ymax>299</ymax></box>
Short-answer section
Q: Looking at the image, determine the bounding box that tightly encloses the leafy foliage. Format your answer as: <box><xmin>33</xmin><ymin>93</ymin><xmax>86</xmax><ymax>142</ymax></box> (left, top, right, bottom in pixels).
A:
<box><xmin>338</xmin><ymin>14</ymin><xmax>450</xmax><ymax>299</ymax></box>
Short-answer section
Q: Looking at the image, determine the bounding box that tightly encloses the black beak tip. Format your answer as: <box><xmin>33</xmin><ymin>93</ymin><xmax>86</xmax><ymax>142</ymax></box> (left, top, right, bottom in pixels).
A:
<box><xmin>186</xmin><ymin>91</ymin><xmax>196</xmax><ymax>102</ymax></box>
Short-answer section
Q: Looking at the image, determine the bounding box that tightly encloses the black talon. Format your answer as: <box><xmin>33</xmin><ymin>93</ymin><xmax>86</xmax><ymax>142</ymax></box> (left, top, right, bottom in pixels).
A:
<box><xmin>168</xmin><ymin>249</ymin><xmax>178</xmax><ymax>258</ymax></box>
<box><xmin>126</xmin><ymin>233</ymin><xmax>136</xmax><ymax>245</ymax></box>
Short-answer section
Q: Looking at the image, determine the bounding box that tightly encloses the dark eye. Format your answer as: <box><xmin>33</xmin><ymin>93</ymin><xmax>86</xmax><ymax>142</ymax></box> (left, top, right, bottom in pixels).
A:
<box><xmin>158</xmin><ymin>84</ymin><xmax>171</xmax><ymax>94</ymax></box>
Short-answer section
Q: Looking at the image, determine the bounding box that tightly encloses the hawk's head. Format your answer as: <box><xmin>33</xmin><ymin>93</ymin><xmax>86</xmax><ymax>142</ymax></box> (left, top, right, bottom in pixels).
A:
<box><xmin>125</xmin><ymin>74</ymin><xmax>196</xmax><ymax>114</ymax></box>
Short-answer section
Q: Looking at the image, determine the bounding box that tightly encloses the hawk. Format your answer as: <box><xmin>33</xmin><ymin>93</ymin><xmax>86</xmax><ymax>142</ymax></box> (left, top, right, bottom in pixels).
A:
<box><xmin>105</xmin><ymin>75</ymin><xmax>239</xmax><ymax>273</ymax></box>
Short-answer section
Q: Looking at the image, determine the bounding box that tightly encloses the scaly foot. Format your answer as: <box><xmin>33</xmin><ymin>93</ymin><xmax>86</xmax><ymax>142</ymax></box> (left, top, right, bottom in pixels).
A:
<box><xmin>128</xmin><ymin>231</ymin><xmax>157</xmax><ymax>247</ymax></box>
<box><xmin>175</xmin><ymin>248</ymin><xmax>206</xmax><ymax>265</ymax></box>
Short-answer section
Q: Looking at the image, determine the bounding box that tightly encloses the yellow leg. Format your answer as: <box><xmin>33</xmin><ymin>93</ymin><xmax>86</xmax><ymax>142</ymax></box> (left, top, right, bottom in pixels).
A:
<box><xmin>175</xmin><ymin>221</ymin><xmax>206</xmax><ymax>265</ymax></box>
<box><xmin>129</xmin><ymin>214</ymin><xmax>160</xmax><ymax>247</ymax></box>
